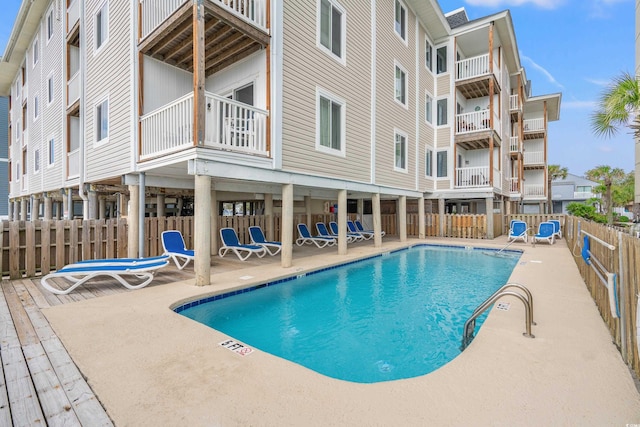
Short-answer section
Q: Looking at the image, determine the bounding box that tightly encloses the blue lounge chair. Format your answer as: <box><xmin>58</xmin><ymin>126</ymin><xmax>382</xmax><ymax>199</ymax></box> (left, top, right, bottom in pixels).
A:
<box><xmin>296</xmin><ymin>224</ymin><xmax>336</xmax><ymax>248</ymax></box>
<box><xmin>346</xmin><ymin>220</ymin><xmax>369</xmax><ymax>241</ymax></box>
<box><xmin>329</xmin><ymin>221</ymin><xmax>361</xmax><ymax>242</ymax></box>
<box><xmin>40</xmin><ymin>256</ymin><xmax>170</xmax><ymax>295</ymax></box>
<box><xmin>219</xmin><ymin>228</ymin><xmax>267</xmax><ymax>261</ymax></box>
<box><xmin>316</xmin><ymin>223</ymin><xmax>339</xmax><ymax>241</ymax></box>
<box><xmin>507</xmin><ymin>220</ymin><xmax>528</xmax><ymax>243</ymax></box>
<box><xmin>533</xmin><ymin>222</ymin><xmax>555</xmax><ymax>245</ymax></box>
<box><xmin>549</xmin><ymin>219</ymin><xmax>562</xmax><ymax>239</ymax></box>
<box><xmin>248</xmin><ymin>226</ymin><xmax>281</xmax><ymax>256</ymax></box>
<box><xmin>354</xmin><ymin>220</ymin><xmax>385</xmax><ymax>239</ymax></box>
<box><xmin>162</xmin><ymin>230</ymin><xmax>195</xmax><ymax>270</ymax></box>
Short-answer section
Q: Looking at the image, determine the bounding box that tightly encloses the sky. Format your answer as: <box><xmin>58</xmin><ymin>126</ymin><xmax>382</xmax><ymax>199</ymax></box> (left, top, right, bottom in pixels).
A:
<box><xmin>0</xmin><ymin>0</ymin><xmax>635</xmax><ymax>177</ymax></box>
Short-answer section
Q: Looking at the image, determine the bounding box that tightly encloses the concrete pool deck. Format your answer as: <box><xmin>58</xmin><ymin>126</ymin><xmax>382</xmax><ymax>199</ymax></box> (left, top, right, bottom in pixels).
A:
<box><xmin>42</xmin><ymin>236</ymin><xmax>640</xmax><ymax>426</ymax></box>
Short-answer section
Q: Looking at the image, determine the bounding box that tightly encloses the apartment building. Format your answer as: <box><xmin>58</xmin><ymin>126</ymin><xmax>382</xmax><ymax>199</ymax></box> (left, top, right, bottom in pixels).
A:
<box><xmin>551</xmin><ymin>173</ymin><xmax>599</xmax><ymax>214</ymax></box>
<box><xmin>0</xmin><ymin>0</ymin><xmax>560</xmax><ymax>284</ymax></box>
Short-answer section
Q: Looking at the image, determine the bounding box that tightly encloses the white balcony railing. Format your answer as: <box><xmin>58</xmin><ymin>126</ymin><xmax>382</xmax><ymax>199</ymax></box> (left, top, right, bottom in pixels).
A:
<box><xmin>456</xmin><ymin>110</ymin><xmax>490</xmax><ymax>134</ymax></box>
<box><xmin>140</xmin><ymin>91</ymin><xmax>269</xmax><ymax>160</ymax></box>
<box><xmin>523</xmin><ymin>151</ymin><xmax>544</xmax><ymax>165</ymax></box>
<box><xmin>509</xmin><ymin>94</ymin><xmax>519</xmax><ymax>111</ymax></box>
<box><xmin>509</xmin><ymin>177</ymin><xmax>519</xmax><ymax>193</ymax></box>
<box><xmin>524</xmin><ymin>118</ymin><xmax>544</xmax><ymax>132</ymax></box>
<box><xmin>67</xmin><ymin>0</ymin><xmax>79</xmax><ymax>33</ymax></box>
<box><xmin>523</xmin><ymin>184</ymin><xmax>545</xmax><ymax>197</ymax></box>
<box><xmin>67</xmin><ymin>149</ymin><xmax>80</xmax><ymax>178</ymax></box>
<box><xmin>456</xmin><ymin>166</ymin><xmax>489</xmax><ymax>188</ymax></box>
<box><xmin>455</xmin><ymin>54</ymin><xmax>501</xmax><ymax>83</ymax></box>
<box><xmin>67</xmin><ymin>71</ymin><xmax>80</xmax><ymax>107</ymax></box>
<box><xmin>140</xmin><ymin>0</ymin><xmax>268</xmax><ymax>40</ymax></box>
<box><xmin>493</xmin><ymin>168</ymin><xmax>502</xmax><ymax>191</ymax></box>
<box><xmin>573</xmin><ymin>191</ymin><xmax>595</xmax><ymax>199</ymax></box>
<box><xmin>509</xmin><ymin>136</ymin><xmax>519</xmax><ymax>153</ymax></box>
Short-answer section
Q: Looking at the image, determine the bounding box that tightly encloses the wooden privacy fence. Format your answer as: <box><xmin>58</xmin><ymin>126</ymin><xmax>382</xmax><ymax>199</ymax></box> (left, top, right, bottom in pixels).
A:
<box><xmin>0</xmin><ymin>213</ymin><xmax>491</xmax><ymax>278</ymax></box>
<box><xmin>564</xmin><ymin>216</ymin><xmax>640</xmax><ymax>379</ymax></box>
<box><xmin>505</xmin><ymin>214</ymin><xmax>567</xmax><ymax>236</ymax></box>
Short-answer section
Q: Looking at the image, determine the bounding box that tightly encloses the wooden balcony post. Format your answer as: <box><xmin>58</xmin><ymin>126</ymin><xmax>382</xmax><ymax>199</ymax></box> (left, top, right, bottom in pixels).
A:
<box><xmin>193</xmin><ymin>0</ymin><xmax>205</xmax><ymax>146</ymax></box>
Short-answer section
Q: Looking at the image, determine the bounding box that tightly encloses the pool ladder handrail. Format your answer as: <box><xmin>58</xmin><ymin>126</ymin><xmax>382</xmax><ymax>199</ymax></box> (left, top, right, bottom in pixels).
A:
<box><xmin>497</xmin><ymin>227</ymin><xmax>532</xmax><ymax>254</ymax></box>
<box><xmin>460</xmin><ymin>283</ymin><xmax>536</xmax><ymax>351</ymax></box>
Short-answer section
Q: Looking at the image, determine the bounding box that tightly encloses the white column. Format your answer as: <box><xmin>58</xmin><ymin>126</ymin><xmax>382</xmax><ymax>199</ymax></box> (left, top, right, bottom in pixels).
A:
<box><xmin>210</xmin><ymin>185</ymin><xmax>218</xmax><ymax>256</ymax></box>
<box><xmin>20</xmin><ymin>198</ymin><xmax>28</xmax><ymax>221</ymax></box>
<box><xmin>372</xmin><ymin>193</ymin><xmax>382</xmax><ymax>248</ymax></box>
<box><xmin>486</xmin><ymin>197</ymin><xmax>494</xmax><ymax>239</ymax></box>
<box><xmin>438</xmin><ymin>198</ymin><xmax>445</xmax><ymax>237</ymax></box>
<box><xmin>194</xmin><ymin>175</ymin><xmax>211</xmax><ymax>286</ymax></box>
<box><xmin>304</xmin><ymin>195</ymin><xmax>312</xmax><ymax>229</ymax></box>
<box><xmin>88</xmin><ymin>188</ymin><xmax>99</xmax><ymax>219</ymax></box>
<box><xmin>418</xmin><ymin>196</ymin><xmax>425</xmax><ymax>239</ymax></box>
<box><xmin>99</xmin><ymin>197</ymin><xmax>106</xmax><ymax>220</ymax></box>
<box><xmin>281</xmin><ymin>184</ymin><xmax>294</xmax><ymax>268</ymax></box>
<box><xmin>43</xmin><ymin>194</ymin><xmax>52</xmax><ymax>220</ymax></box>
<box><xmin>31</xmin><ymin>197</ymin><xmax>40</xmax><ymax>221</ymax></box>
<box><xmin>156</xmin><ymin>194</ymin><xmax>166</xmax><ymax>218</ymax></box>
<box><xmin>8</xmin><ymin>201</ymin><xmax>13</xmax><ymax>221</ymax></box>
<box><xmin>338</xmin><ymin>189</ymin><xmax>347</xmax><ymax>255</ymax></box>
<box><xmin>128</xmin><ymin>184</ymin><xmax>139</xmax><ymax>258</ymax></box>
<box><xmin>265</xmin><ymin>193</ymin><xmax>274</xmax><ymax>241</ymax></box>
<box><xmin>398</xmin><ymin>195</ymin><xmax>407</xmax><ymax>242</ymax></box>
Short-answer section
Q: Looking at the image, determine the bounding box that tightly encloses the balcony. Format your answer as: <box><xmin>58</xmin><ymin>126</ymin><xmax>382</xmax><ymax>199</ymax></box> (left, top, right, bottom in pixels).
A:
<box><xmin>455</xmin><ymin>54</ymin><xmax>501</xmax><ymax>99</ymax></box>
<box><xmin>509</xmin><ymin>136</ymin><xmax>519</xmax><ymax>154</ymax></box>
<box><xmin>139</xmin><ymin>0</ymin><xmax>270</xmax><ymax>78</ymax></box>
<box><xmin>455</xmin><ymin>111</ymin><xmax>501</xmax><ymax>150</ymax></box>
<box><xmin>67</xmin><ymin>71</ymin><xmax>80</xmax><ymax>112</ymax></box>
<box><xmin>455</xmin><ymin>166</ymin><xmax>489</xmax><ymax>189</ymax></box>
<box><xmin>523</xmin><ymin>118</ymin><xmax>545</xmax><ymax>140</ymax></box>
<box><xmin>67</xmin><ymin>149</ymin><xmax>80</xmax><ymax>179</ymax></box>
<box><xmin>67</xmin><ymin>0</ymin><xmax>80</xmax><ymax>35</ymax></box>
<box><xmin>509</xmin><ymin>177</ymin><xmax>520</xmax><ymax>194</ymax></box>
<box><xmin>523</xmin><ymin>184</ymin><xmax>545</xmax><ymax>198</ymax></box>
<box><xmin>523</xmin><ymin>151</ymin><xmax>544</xmax><ymax>168</ymax></box>
<box><xmin>140</xmin><ymin>91</ymin><xmax>269</xmax><ymax>160</ymax></box>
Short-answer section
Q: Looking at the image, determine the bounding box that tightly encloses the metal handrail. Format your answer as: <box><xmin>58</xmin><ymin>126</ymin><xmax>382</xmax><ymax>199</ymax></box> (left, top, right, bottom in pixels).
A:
<box><xmin>496</xmin><ymin>227</ymin><xmax>531</xmax><ymax>254</ymax></box>
<box><xmin>461</xmin><ymin>284</ymin><xmax>535</xmax><ymax>351</ymax></box>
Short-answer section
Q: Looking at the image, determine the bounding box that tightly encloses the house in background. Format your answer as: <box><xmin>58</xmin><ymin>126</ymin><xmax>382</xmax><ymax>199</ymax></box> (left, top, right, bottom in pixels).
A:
<box><xmin>551</xmin><ymin>172</ymin><xmax>599</xmax><ymax>214</ymax></box>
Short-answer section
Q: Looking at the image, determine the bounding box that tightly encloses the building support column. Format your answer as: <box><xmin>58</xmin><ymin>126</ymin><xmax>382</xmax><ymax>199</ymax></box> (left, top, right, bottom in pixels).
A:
<box><xmin>418</xmin><ymin>196</ymin><xmax>425</xmax><ymax>239</ymax></box>
<box><xmin>99</xmin><ymin>197</ymin><xmax>106</xmax><ymax>220</ymax></box>
<box><xmin>44</xmin><ymin>194</ymin><xmax>53</xmax><ymax>220</ymax></box>
<box><xmin>20</xmin><ymin>198</ymin><xmax>28</xmax><ymax>221</ymax></box>
<box><xmin>138</xmin><ymin>173</ymin><xmax>146</xmax><ymax>257</ymax></box>
<box><xmin>210</xmin><ymin>185</ymin><xmax>218</xmax><ymax>256</ymax></box>
<box><xmin>281</xmin><ymin>184</ymin><xmax>294</xmax><ymax>268</ymax></box>
<box><xmin>372</xmin><ymin>193</ymin><xmax>382</xmax><ymax>248</ymax></box>
<box><xmin>304</xmin><ymin>195</ymin><xmax>312</xmax><ymax>228</ymax></box>
<box><xmin>357</xmin><ymin>198</ymin><xmax>364</xmax><ymax>220</ymax></box>
<box><xmin>438</xmin><ymin>198</ymin><xmax>445</xmax><ymax>237</ymax></box>
<box><xmin>265</xmin><ymin>193</ymin><xmax>274</xmax><ymax>241</ymax></box>
<box><xmin>337</xmin><ymin>189</ymin><xmax>348</xmax><ymax>255</ymax></box>
<box><xmin>486</xmin><ymin>197</ymin><xmax>494</xmax><ymax>239</ymax></box>
<box><xmin>13</xmin><ymin>200</ymin><xmax>19</xmax><ymax>221</ymax></box>
<box><xmin>8</xmin><ymin>201</ymin><xmax>13</xmax><ymax>221</ymax></box>
<box><xmin>31</xmin><ymin>196</ymin><xmax>40</xmax><ymax>221</ymax></box>
<box><xmin>156</xmin><ymin>194</ymin><xmax>166</xmax><ymax>218</ymax></box>
<box><xmin>88</xmin><ymin>188</ymin><xmax>98</xmax><ymax>220</ymax></box>
<box><xmin>398</xmin><ymin>196</ymin><xmax>407</xmax><ymax>242</ymax></box>
<box><xmin>194</xmin><ymin>174</ymin><xmax>211</xmax><ymax>286</ymax></box>
<box><xmin>128</xmin><ymin>184</ymin><xmax>139</xmax><ymax>258</ymax></box>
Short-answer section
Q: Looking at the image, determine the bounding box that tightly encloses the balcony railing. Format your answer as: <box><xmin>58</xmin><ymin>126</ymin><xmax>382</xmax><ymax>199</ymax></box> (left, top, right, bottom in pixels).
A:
<box><xmin>509</xmin><ymin>94</ymin><xmax>519</xmax><ymax>111</ymax></box>
<box><xmin>524</xmin><ymin>118</ymin><xmax>544</xmax><ymax>132</ymax></box>
<box><xmin>67</xmin><ymin>149</ymin><xmax>80</xmax><ymax>178</ymax></box>
<box><xmin>509</xmin><ymin>177</ymin><xmax>519</xmax><ymax>193</ymax></box>
<box><xmin>523</xmin><ymin>184</ymin><xmax>545</xmax><ymax>197</ymax></box>
<box><xmin>67</xmin><ymin>71</ymin><xmax>80</xmax><ymax>107</ymax></box>
<box><xmin>509</xmin><ymin>136</ymin><xmax>519</xmax><ymax>153</ymax></box>
<box><xmin>140</xmin><ymin>91</ymin><xmax>269</xmax><ymax>160</ymax></box>
<box><xmin>140</xmin><ymin>0</ymin><xmax>268</xmax><ymax>40</ymax></box>
<box><xmin>523</xmin><ymin>151</ymin><xmax>544</xmax><ymax>165</ymax></box>
<box><xmin>456</xmin><ymin>166</ymin><xmax>489</xmax><ymax>188</ymax></box>
<box><xmin>456</xmin><ymin>110</ymin><xmax>490</xmax><ymax>134</ymax></box>
<box><xmin>455</xmin><ymin>54</ymin><xmax>501</xmax><ymax>83</ymax></box>
<box><xmin>493</xmin><ymin>168</ymin><xmax>502</xmax><ymax>191</ymax></box>
<box><xmin>573</xmin><ymin>191</ymin><xmax>595</xmax><ymax>199</ymax></box>
<box><xmin>67</xmin><ymin>0</ymin><xmax>79</xmax><ymax>33</ymax></box>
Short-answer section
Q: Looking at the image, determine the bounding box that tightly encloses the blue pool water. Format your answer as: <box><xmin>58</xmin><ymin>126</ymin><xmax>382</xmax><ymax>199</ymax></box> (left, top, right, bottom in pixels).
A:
<box><xmin>177</xmin><ymin>245</ymin><xmax>520</xmax><ymax>383</ymax></box>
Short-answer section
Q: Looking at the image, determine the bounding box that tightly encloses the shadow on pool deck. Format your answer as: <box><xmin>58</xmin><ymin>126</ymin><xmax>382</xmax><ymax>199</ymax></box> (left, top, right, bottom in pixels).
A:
<box><xmin>42</xmin><ymin>236</ymin><xmax>640</xmax><ymax>426</ymax></box>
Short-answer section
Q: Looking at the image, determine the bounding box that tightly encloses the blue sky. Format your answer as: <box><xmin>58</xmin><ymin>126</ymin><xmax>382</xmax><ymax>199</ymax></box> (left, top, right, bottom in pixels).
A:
<box><xmin>0</xmin><ymin>0</ymin><xmax>635</xmax><ymax>177</ymax></box>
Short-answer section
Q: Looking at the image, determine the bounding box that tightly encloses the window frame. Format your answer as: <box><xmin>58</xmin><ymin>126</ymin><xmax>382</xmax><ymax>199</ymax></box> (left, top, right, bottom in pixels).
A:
<box><xmin>436</xmin><ymin>150</ymin><xmax>448</xmax><ymax>178</ymax></box>
<box><xmin>436</xmin><ymin>45</ymin><xmax>447</xmax><ymax>74</ymax></box>
<box><xmin>394</xmin><ymin>61</ymin><xmax>408</xmax><ymax>108</ymax></box>
<box><xmin>34</xmin><ymin>148</ymin><xmax>40</xmax><ymax>174</ymax></box>
<box><xmin>394</xmin><ymin>129</ymin><xmax>408</xmax><ymax>172</ymax></box>
<box><xmin>425</xmin><ymin>38</ymin><xmax>433</xmax><ymax>72</ymax></box>
<box><xmin>95</xmin><ymin>1</ymin><xmax>109</xmax><ymax>53</ymax></box>
<box><xmin>46</xmin><ymin>8</ymin><xmax>54</xmax><ymax>43</ymax></box>
<box><xmin>425</xmin><ymin>91</ymin><xmax>433</xmax><ymax>125</ymax></box>
<box><xmin>48</xmin><ymin>136</ymin><xmax>55</xmax><ymax>166</ymax></box>
<box><xmin>33</xmin><ymin>94</ymin><xmax>39</xmax><ymax>121</ymax></box>
<box><xmin>316</xmin><ymin>88</ymin><xmax>346</xmax><ymax>157</ymax></box>
<box><xmin>95</xmin><ymin>97</ymin><xmax>109</xmax><ymax>146</ymax></box>
<box><xmin>47</xmin><ymin>73</ymin><xmax>54</xmax><ymax>105</ymax></box>
<box><xmin>436</xmin><ymin>97</ymin><xmax>448</xmax><ymax>126</ymax></box>
<box><xmin>426</xmin><ymin>148</ymin><xmax>433</xmax><ymax>177</ymax></box>
<box><xmin>317</xmin><ymin>0</ymin><xmax>346</xmax><ymax>64</ymax></box>
<box><xmin>32</xmin><ymin>37</ymin><xmax>39</xmax><ymax>67</ymax></box>
<box><xmin>394</xmin><ymin>0</ymin><xmax>407</xmax><ymax>43</ymax></box>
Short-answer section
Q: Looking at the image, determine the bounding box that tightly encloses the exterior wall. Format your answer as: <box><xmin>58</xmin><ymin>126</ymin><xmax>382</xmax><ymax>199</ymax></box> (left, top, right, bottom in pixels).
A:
<box><xmin>142</xmin><ymin>57</ymin><xmax>192</xmax><ymax>115</ymax></box>
<box><xmin>0</xmin><ymin>97</ymin><xmax>9</xmax><ymax>217</ymax></box>
<box><xmin>281</xmin><ymin>1</ymin><xmax>372</xmax><ymax>183</ymax></box>
<box><xmin>417</xmin><ymin>25</ymin><xmax>436</xmax><ymax>192</ymax></box>
<box><xmin>84</xmin><ymin>0</ymin><xmax>134</xmax><ymax>182</ymax></box>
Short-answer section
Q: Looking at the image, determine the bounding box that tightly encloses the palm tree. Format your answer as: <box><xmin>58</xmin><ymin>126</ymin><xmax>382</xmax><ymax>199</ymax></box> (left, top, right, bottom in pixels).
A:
<box><xmin>591</xmin><ymin>72</ymin><xmax>640</xmax><ymax>138</ymax></box>
<box><xmin>547</xmin><ymin>164</ymin><xmax>568</xmax><ymax>214</ymax></box>
<box><xmin>585</xmin><ymin>165</ymin><xmax>626</xmax><ymax>224</ymax></box>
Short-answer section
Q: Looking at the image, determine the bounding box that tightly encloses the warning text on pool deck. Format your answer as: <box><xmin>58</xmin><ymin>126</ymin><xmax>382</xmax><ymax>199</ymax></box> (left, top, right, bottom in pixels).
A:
<box><xmin>219</xmin><ymin>339</ymin><xmax>254</xmax><ymax>356</ymax></box>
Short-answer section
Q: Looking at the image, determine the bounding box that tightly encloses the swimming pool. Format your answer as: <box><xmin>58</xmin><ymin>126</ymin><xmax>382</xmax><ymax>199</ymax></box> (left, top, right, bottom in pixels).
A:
<box><xmin>176</xmin><ymin>244</ymin><xmax>520</xmax><ymax>383</ymax></box>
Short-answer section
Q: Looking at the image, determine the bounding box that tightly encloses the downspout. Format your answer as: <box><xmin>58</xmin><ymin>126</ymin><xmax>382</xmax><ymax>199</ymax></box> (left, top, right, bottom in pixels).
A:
<box><xmin>78</xmin><ymin>0</ymin><xmax>88</xmax><ymax>218</ymax></box>
<box><xmin>133</xmin><ymin>0</ymin><xmax>143</xmax><ymax>256</ymax></box>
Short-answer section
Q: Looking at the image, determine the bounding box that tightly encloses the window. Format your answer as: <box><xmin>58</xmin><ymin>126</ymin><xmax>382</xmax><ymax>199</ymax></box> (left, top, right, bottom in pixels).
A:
<box><xmin>437</xmin><ymin>150</ymin><xmax>448</xmax><ymax>177</ymax></box>
<box><xmin>34</xmin><ymin>95</ymin><xmax>39</xmax><ymax>120</ymax></box>
<box><xmin>96</xmin><ymin>98</ymin><xmax>109</xmax><ymax>143</ymax></box>
<box><xmin>436</xmin><ymin>98</ymin><xmax>447</xmax><ymax>125</ymax></box>
<box><xmin>34</xmin><ymin>149</ymin><xmax>40</xmax><ymax>173</ymax></box>
<box><xmin>426</xmin><ymin>149</ymin><xmax>433</xmax><ymax>176</ymax></box>
<box><xmin>394</xmin><ymin>0</ymin><xmax>406</xmax><ymax>41</ymax></box>
<box><xmin>395</xmin><ymin>63</ymin><xmax>407</xmax><ymax>106</ymax></box>
<box><xmin>425</xmin><ymin>40</ymin><xmax>433</xmax><ymax>71</ymax></box>
<box><xmin>32</xmin><ymin>38</ymin><xmax>38</xmax><ymax>66</ymax></box>
<box><xmin>436</xmin><ymin>46</ymin><xmax>447</xmax><ymax>74</ymax></box>
<box><xmin>319</xmin><ymin>0</ymin><xmax>344</xmax><ymax>60</ymax></box>
<box><xmin>47</xmin><ymin>9</ymin><xmax>54</xmax><ymax>41</ymax></box>
<box><xmin>48</xmin><ymin>137</ymin><xmax>55</xmax><ymax>165</ymax></box>
<box><xmin>317</xmin><ymin>90</ymin><xmax>344</xmax><ymax>155</ymax></box>
<box><xmin>22</xmin><ymin>149</ymin><xmax>27</xmax><ymax>176</ymax></box>
<box><xmin>95</xmin><ymin>1</ymin><xmax>109</xmax><ymax>51</ymax></box>
<box><xmin>47</xmin><ymin>75</ymin><xmax>54</xmax><ymax>104</ymax></box>
<box><xmin>394</xmin><ymin>131</ymin><xmax>407</xmax><ymax>171</ymax></box>
<box><xmin>425</xmin><ymin>93</ymin><xmax>432</xmax><ymax>124</ymax></box>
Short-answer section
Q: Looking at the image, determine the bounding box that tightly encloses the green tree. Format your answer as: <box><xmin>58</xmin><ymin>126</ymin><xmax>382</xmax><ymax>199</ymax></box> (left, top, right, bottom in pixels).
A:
<box><xmin>566</xmin><ymin>201</ymin><xmax>606</xmax><ymax>223</ymax></box>
<box><xmin>585</xmin><ymin>165</ymin><xmax>626</xmax><ymax>224</ymax></box>
<box><xmin>591</xmin><ymin>72</ymin><xmax>640</xmax><ymax>138</ymax></box>
<box><xmin>547</xmin><ymin>164</ymin><xmax>568</xmax><ymax>214</ymax></box>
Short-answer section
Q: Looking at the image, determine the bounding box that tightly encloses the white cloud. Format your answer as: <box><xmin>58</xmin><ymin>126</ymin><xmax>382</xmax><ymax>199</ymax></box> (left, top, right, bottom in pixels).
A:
<box><xmin>584</xmin><ymin>78</ymin><xmax>610</xmax><ymax>87</ymax></box>
<box><xmin>588</xmin><ymin>0</ymin><xmax>632</xmax><ymax>18</ymax></box>
<box><xmin>598</xmin><ymin>145</ymin><xmax>614</xmax><ymax>153</ymax></box>
<box><xmin>562</xmin><ymin>100</ymin><xmax>597</xmax><ymax>109</ymax></box>
<box><xmin>521</xmin><ymin>54</ymin><xmax>565</xmax><ymax>90</ymax></box>
<box><xmin>464</xmin><ymin>0</ymin><xmax>561</xmax><ymax>9</ymax></box>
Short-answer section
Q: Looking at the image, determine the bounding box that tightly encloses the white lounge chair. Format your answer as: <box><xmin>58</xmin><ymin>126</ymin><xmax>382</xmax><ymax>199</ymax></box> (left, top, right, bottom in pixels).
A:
<box><xmin>507</xmin><ymin>220</ymin><xmax>528</xmax><ymax>243</ymax></box>
<box><xmin>354</xmin><ymin>220</ymin><xmax>385</xmax><ymax>239</ymax></box>
<box><xmin>296</xmin><ymin>224</ymin><xmax>336</xmax><ymax>248</ymax></box>
<box><xmin>219</xmin><ymin>228</ymin><xmax>267</xmax><ymax>261</ymax></box>
<box><xmin>328</xmin><ymin>221</ymin><xmax>361</xmax><ymax>242</ymax></box>
<box><xmin>533</xmin><ymin>222</ymin><xmax>555</xmax><ymax>245</ymax></box>
<box><xmin>162</xmin><ymin>230</ymin><xmax>195</xmax><ymax>270</ymax></box>
<box><xmin>40</xmin><ymin>256</ymin><xmax>170</xmax><ymax>295</ymax></box>
<box><xmin>248</xmin><ymin>226</ymin><xmax>281</xmax><ymax>256</ymax></box>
